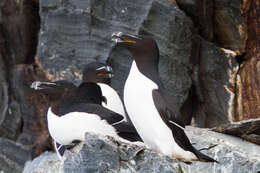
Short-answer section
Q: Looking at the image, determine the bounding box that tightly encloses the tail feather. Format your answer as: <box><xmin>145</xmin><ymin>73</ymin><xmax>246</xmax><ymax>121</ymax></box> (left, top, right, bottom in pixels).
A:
<box><xmin>193</xmin><ymin>148</ymin><xmax>218</xmax><ymax>163</ymax></box>
<box><xmin>113</xmin><ymin>122</ymin><xmax>143</xmax><ymax>142</ymax></box>
<box><xmin>54</xmin><ymin>142</ymin><xmax>66</xmax><ymax>159</ymax></box>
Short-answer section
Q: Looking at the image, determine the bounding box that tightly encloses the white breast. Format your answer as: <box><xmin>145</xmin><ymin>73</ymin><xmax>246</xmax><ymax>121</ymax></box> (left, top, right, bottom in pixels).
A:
<box><xmin>47</xmin><ymin>108</ymin><xmax>118</xmax><ymax>145</ymax></box>
<box><xmin>98</xmin><ymin>83</ymin><xmax>126</xmax><ymax>121</ymax></box>
<box><xmin>124</xmin><ymin>61</ymin><xmax>197</xmax><ymax>161</ymax></box>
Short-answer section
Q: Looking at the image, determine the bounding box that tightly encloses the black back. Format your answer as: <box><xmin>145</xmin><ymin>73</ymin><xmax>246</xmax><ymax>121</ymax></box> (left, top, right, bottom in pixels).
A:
<box><xmin>51</xmin><ymin>82</ymin><xmax>124</xmax><ymax>124</ymax></box>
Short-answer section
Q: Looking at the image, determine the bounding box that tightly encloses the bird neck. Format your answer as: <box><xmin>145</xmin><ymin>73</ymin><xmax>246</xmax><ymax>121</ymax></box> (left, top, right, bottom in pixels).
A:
<box><xmin>131</xmin><ymin>59</ymin><xmax>161</xmax><ymax>86</ymax></box>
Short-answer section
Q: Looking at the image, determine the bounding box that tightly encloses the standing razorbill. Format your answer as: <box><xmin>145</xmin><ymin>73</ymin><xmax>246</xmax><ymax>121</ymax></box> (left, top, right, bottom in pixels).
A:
<box><xmin>112</xmin><ymin>32</ymin><xmax>217</xmax><ymax>162</ymax></box>
<box><xmin>83</xmin><ymin>62</ymin><xmax>127</xmax><ymax>121</ymax></box>
<box><xmin>31</xmin><ymin>80</ymin><xmax>142</xmax><ymax>159</ymax></box>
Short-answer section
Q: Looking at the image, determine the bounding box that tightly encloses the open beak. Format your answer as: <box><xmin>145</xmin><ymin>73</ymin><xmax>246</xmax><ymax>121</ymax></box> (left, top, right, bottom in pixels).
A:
<box><xmin>96</xmin><ymin>65</ymin><xmax>114</xmax><ymax>78</ymax></box>
<box><xmin>30</xmin><ymin>81</ymin><xmax>58</xmax><ymax>90</ymax></box>
<box><xmin>111</xmin><ymin>32</ymin><xmax>138</xmax><ymax>44</ymax></box>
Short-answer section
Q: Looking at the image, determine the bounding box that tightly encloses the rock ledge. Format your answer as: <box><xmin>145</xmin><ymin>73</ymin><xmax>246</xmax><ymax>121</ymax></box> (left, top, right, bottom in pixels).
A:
<box><xmin>23</xmin><ymin>127</ymin><xmax>260</xmax><ymax>173</ymax></box>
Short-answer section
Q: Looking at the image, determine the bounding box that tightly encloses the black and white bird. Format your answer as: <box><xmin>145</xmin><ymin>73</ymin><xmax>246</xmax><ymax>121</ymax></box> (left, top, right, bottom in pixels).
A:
<box><xmin>31</xmin><ymin>80</ymin><xmax>77</xmax><ymax>158</ymax></box>
<box><xmin>82</xmin><ymin>62</ymin><xmax>127</xmax><ymax>121</ymax></box>
<box><xmin>31</xmin><ymin>80</ymin><xmax>141</xmax><ymax>159</ymax></box>
<box><xmin>112</xmin><ymin>32</ymin><xmax>217</xmax><ymax>162</ymax></box>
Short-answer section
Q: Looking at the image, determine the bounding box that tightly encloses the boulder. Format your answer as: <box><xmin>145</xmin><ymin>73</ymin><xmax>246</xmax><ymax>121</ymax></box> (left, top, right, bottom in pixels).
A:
<box><xmin>23</xmin><ymin>127</ymin><xmax>260</xmax><ymax>173</ymax></box>
<box><xmin>213</xmin><ymin>118</ymin><xmax>260</xmax><ymax>145</ymax></box>
<box><xmin>192</xmin><ymin>39</ymin><xmax>239</xmax><ymax>127</ymax></box>
<box><xmin>0</xmin><ymin>138</ymin><xmax>31</xmax><ymax>173</ymax></box>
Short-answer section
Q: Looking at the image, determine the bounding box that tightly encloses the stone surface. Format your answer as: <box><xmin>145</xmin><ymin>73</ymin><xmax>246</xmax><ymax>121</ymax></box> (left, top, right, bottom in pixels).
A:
<box><xmin>0</xmin><ymin>0</ymin><xmax>51</xmax><ymax>157</ymax></box>
<box><xmin>175</xmin><ymin>0</ymin><xmax>197</xmax><ymax>21</ymax></box>
<box><xmin>196</xmin><ymin>0</ymin><xmax>215</xmax><ymax>41</ymax></box>
<box><xmin>176</xmin><ymin>0</ymin><xmax>247</xmax><ymax>52</ymax></box>
<box><xmin>37</xmin><ymin>0</ymin><xmax>194</xmax><ymax>114</ymax></box>
<box><xmin>191</xmin><ymin>39</ymin><xmax>239</xmax><ymax>127</ymax></box>
<box><xmin>0</xmin><ymin>100</ymin><xmax>22</xmax><ymax>140</ymax></box>
<box><xmin>234</xmin><ymin>58</ymin><xmax>260</xmax><ymax>121</ymax></box>
<box><xmin>9</xmin><ymin>65</ymin><xmax>53</xmax><ymax>157</ymax></box>
<box><xmin>232</xmin><ymin>0</ymin><xmax>260</xmax><ymax>121</ymax></box>
<box><xmin>24</xmin><ymin>127</ymin><xmax>260</xmax><ymax>173</ymax></box>
<box><xmin>0</xmin><ymin>138</ymin><xmax>31</xmax><ymax>173</ymax></box>
<box><xmin>23</xmin><ymin>152</ymin><xmax>61</xmax><ymax>173</ymax></box>
<box><xmin>213</xmin><ymin>118</ymin><xmax>260</xmax><ymax>145</ymax></box>
<box><xmin>0</xmin><ymin>0</ymin><xmax>40</xmax><ymax>65</ymax></box>
<box><xmin>0</xmin><ymin>50</ymin><xmax>8</xmax><ymax>130</ymax></box>
<box><xmin>214</xmin><ymin>0</ymin><xmax>246</xmax><ymax>52</ymax></box>
<box><xmin>37</xmin><ymin>0</ymin><xmax>244</xmax><ymax>127</ymax></box>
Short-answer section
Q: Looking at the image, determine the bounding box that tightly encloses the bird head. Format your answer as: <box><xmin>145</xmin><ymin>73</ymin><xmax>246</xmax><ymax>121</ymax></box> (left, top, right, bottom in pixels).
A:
<box><xmin>111</xmin><ymin>31</ymin><xmax>159</xmax><ymax>59</ymax></box>
<box><xmin>82</xmin><ymin>62</ymin><xmax>113</xmax><ymax>85</ymax></box>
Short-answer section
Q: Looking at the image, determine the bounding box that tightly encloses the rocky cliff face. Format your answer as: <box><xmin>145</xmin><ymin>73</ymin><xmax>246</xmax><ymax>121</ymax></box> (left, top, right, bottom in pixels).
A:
<box><xmin>0</xmin><ymin>0</ymin><xmax>259</xmax><ymax>172</ymax></box>
<box><xmin>23</xmin><ymin>127</ymin><xmax>260</xmax><ymax>173</ymax></box>
<box><xmin>36</xmin><ymin>0</ymin><xmax>241</xmax><ymax>127</ymax></box>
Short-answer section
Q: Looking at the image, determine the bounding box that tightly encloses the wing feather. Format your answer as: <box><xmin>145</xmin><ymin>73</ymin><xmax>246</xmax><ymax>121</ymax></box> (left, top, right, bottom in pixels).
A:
<box><xmin>57</xmin><ymin>103</ymin><xmax>124</xmax><ymax>124</ymax></box>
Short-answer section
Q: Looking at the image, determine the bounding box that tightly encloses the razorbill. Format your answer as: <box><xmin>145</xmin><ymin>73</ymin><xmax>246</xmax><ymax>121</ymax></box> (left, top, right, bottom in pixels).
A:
<box><xmin>31</xmin><ymin>80</ymin><xmax>142</xmax><ymax>159</ymax></box>
<box><xmin>111</xmin><ymin>32</ymin><xmax>217</xmax><ymax>162</ymax></box>
<box><xmin>31</xmin><ymin>80</ymin><xmax>77</xmax><ymax>158</ymax></box>
<box><xmin>83</xmin><ymin>62</ymin><xmax>127</xmax><ymax>121</ymax></box>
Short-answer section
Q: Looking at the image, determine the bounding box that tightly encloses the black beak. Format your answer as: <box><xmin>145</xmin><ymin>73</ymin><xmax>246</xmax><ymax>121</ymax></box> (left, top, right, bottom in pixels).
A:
<box><xmin>111</xmin><ymin>31</ymin><xmax>140</xmax><ymax>44</ymax></box>
<box><xmin>96</xmin><ymin>65</ymin><xmax>114</xmax><ymax>78</ymax></box>
<box><xmin>30</xmin><ymin>81</ymin><xmax>58</xmax><ymax>90</ymax></box>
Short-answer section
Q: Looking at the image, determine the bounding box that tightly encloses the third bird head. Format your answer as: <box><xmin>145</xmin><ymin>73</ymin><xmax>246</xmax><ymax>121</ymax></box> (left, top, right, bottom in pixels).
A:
<box><xmin>83</xmin><ymin>62</ymin><xmax>113</xmax><ymax>85</ymax></box>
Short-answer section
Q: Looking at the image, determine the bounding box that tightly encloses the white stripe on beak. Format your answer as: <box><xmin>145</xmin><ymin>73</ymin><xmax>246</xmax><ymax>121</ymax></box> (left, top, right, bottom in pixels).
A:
<box><xmin>30</xmin><ymin>81</ymin><xmax>57</xmax><ymax>90</ymax></box>
<box><xmin>96</xmin><ymin>66</ymin><xmax>112</xmax><ymax>72</ymax></box>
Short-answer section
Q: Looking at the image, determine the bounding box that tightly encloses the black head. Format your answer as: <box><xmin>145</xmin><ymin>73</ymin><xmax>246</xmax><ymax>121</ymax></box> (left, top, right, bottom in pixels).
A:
<box><xmin>111</xmin><ymin>32</ymin><xmax>159</xmax><ymax>66</ymax></box>
<box><xmin>75</xmin><ymin>82</ymin><xmax>105</xmax><ymax>105</ymax></box>
<box><xmin>30</xmin><ymin>80</ymin><xmax>76</xmax><ymax>102</ymax></box>
<box><xmin>112</xmin><ymin>32</ymin><xmax>161</xmax><ymax>82</ymax></box>
<box><xmin>82</xmin><ymin>62</ymin><xmax>113</xmax><ymax>85</ymax></box>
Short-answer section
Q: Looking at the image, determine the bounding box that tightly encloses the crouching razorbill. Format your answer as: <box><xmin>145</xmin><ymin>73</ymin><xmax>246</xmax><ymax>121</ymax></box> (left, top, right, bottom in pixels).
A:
<box><xmin>82</xmin><ymin>62</ymin><xmax>127</xmax><ymax>122</ymax></box>
<box><xmin>111</xmin><ymin>31</ymin><xmax>217</xmax><ymax>162</ymax></box>
<box><xmin>31</xmin><ymin>80</ymin><xmax>142</xmax><ymax>159</ymax></box>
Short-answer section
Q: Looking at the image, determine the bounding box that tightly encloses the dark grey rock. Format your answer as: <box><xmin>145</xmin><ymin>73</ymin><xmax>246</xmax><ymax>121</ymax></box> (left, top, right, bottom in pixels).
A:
<box><xmin>0</xmin><ymin>101</ymin><xmax>22</xmax><ymax>140</ymax></box>
<box><xmin>175</xmin><ymin>0</ymin><xmax>246</xmax><ymax>52</ymax></box>
<box><xmin>37</xmin><ymin>0</ymin><xmax>241</xmax><ymax>128</ymax></box>
<box><xmin>37</xmin><ymin>0</ymin><xmax>194</xmax><ymax>114</ymax></box>
<box><xmin>23</xmin><ymin>152</ymin><xmax>61</xmax><ymax>173</ymax></box>
<box><xmin>175</xmin><ymin>0</ymin><xmax>197</xmax><ymax>23</ymax></box>
<box><xmin>0</xmin><ymin>54</ymin><xmax>8</xmax><ymax>128</ymax></box>
<box><xmin>214</xmin><ymin>0</ymin><xmax>246</xmax><ymax>52</ymax></box>
<box><xmin>0</xmin><ymin>138</ymin><xmax>31</xmax><ymax>173</ymax></box>
<box><xmin>5</xmin><ymin>64</ymin><xmax>52</xmax><ymax>157</ymax></box>
<box><xmin>9</xmin><ymin>65</ymin><xmax>38</xmax><ymax>146</ymax></box>
<box><xmin>23</xmin><ymin>127</ymin><xmax>260</xmax><ymax>173</ymax></box>
<box><xmin>192</xmin><ymin>39</ymin><xmax>238</xmax><ymax>127</ymax></box>
<box><xmin>213</xmin><ymin>118</ymin><xmax>260</xmax><ymax>145</ymax></box>
<box><xmin>0</xmin><ymin>54</ymin><xmax>23</xmax><ymax>141</ymax></box>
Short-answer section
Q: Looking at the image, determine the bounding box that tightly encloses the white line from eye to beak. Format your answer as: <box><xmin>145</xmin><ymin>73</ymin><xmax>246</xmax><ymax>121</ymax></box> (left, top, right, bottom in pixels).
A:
<box><xmin>96</xmin><ymin>66</ymin><xmax>112</xmax><ymax>72</ymax></box>
<box><xmin>30</xmin><ymin>81</ymin><xmax>57</xmax><ymax>90</ymax></box>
